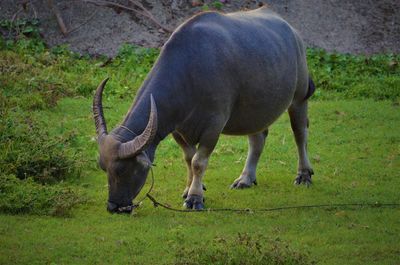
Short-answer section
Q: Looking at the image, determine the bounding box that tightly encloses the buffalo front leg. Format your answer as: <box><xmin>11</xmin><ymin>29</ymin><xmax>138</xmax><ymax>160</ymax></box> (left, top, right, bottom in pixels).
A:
<box><xmin>184</xmin><ymin>130</ymin><xmax>220</xmax><ymax>210</ymax></box>
<box><xmin>172</xmin><ymin>132</ymin><xmax>196</xmax><ymax>198</ymax></box>
<box><xmin>288</xmin><ymin>101</ymin><xmax>314</xmax><ymax>186</ymax></box>
<box><xmin>231</xmin><ymin>130</ymin><xmax>268</xmax><ymax>189</ymax></box>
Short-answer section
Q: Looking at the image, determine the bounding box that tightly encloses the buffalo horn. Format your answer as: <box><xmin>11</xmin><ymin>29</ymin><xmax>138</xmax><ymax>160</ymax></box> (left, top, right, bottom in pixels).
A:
<box><xmin>93</xmin><ymin>78</ymin><xmax>109</xmax><ymax>141</ymax></box>
<box><xmin>118</xmin><ymin>95</ymin><xmax>158</xmax><ymax>159</ymax></box>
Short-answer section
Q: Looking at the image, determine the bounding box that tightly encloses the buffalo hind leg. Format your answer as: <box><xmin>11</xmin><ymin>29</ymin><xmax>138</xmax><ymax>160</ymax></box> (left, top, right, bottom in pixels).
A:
<box><xmin>231</xmin><ymin>130</ymin><xmax>268</xmax><ymax>189</ymax></box>
<box><xmin>288</xmin><ymin>101</ymin><xmax>314</xmax><ymax>186</ymax></box>
<box><xmin>172</xmin><ymin>132</ymin><xmax>197</xmax><ymax>198</ymax></box>
<box><xmin>184</xmin><ymin>128</ymin><xmax>220</xmax><ymax>210</ymax></box>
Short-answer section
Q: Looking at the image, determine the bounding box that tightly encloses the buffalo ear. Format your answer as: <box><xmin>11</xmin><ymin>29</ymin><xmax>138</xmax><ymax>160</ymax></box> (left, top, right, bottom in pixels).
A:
<box><xmin>136</xmin><ymin>152</ymin><xmax>152</xmax><ymax>169</ymax></box>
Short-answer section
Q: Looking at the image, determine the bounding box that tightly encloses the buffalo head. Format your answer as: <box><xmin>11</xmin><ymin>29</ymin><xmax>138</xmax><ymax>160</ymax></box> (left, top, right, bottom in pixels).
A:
<box><xmin>93</xmin><ymin>78</ymin><xmax>157</xmax><ymax>213</ymax></box>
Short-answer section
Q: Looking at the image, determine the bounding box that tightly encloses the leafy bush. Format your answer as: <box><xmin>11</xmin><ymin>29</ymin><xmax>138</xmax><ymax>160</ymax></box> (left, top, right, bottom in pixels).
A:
<box><xmin>0</xmin><ymin>174</ymin><xmax>85</xmax><ymax>216</ymax></box>
<box><xmin>0</xmin><ymin>34</ymin><xmax>92</xmax><ymax>217</ymax></box>
<box><xmin>173</xmin><ymin>232</ymin><xmax>313</xmax><ymax>265</ymax></box>
<box><xmin>211</xmin><ymin>1</ymin><xmax>224</xmax><ymax>10</ymax></box>
<box><xmin>0</xmin><ymin>108</ymin><xmax>82</xmax><ymax>184</ymax></box>
<box><xmin>0</xmin><ymin>43</ymin><xmax>76</xmax><ymax>110</ymax></box>
<box><xmin>0</xmin><ymin>18</ymin><xmax>45</xmax><ymax>54</ymax></box>
<box><xmin>0</xmin><ymin>32</ymin><xmax>88</xmax><ymax>216</ymax></box>
<box><xmin>0</xmin><ymin>37</ymin><xmax>160</xmax><ymax>106</ymax></box>
<box><xmin>307</xmin><ymin>49</ymin><xmax>400</xmax><ymax>101</ymax></box>
<box><xmin>1</xmin><ymin>18</ymin><xmax>41</xmax><ymax>38</ymax></box>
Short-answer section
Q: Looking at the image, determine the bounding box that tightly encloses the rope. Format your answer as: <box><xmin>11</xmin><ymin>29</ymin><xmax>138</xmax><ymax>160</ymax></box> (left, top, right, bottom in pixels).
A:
<box><xmin>119</xmin><ymin>125</ymin><xmax>137</xmax><ymax>136</ymax></box>
<box><xmin>146</xmin><ymin>194</ymin><xmax>400</xmax><ymax>213</ymax></box>
<box><xmin>135</xmin><ymin>165</ymin><xmax>400</xmax><ymax>213</ymax></box>
<box><xmin>131</xmin><ymin>160</ymin><xmax>155</xmax><ymax>209</ymax></box>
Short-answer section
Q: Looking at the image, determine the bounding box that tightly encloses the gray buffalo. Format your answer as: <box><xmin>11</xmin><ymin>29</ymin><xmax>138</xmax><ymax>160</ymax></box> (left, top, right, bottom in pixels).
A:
<box><xmin>93</xmin><ymin>6</ymin><xmax>315</xmax><ymax>213</ymax></box>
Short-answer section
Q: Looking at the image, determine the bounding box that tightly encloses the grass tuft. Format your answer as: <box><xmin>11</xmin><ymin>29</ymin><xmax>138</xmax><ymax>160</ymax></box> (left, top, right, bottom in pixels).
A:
<box><xmin>0</xmin><ymin>107</ymin><xmax>82</xmax><ymax>184</ymax></box>
<box><xmin>173</xmin><ymin>232</ymin><xmax>313</xmax><ymax>265</ymax></box>
<box><xmin>0</xmin><ymin>174</ymin><xmax>86</xmax><ymax>216</ymax></box>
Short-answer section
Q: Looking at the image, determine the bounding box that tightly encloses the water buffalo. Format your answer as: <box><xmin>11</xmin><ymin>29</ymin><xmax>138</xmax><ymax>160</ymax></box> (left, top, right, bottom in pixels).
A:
<box><xmin>93</xmin><ymin>6</ymin><xmax>315</xmax><ymax>213</ymax></box>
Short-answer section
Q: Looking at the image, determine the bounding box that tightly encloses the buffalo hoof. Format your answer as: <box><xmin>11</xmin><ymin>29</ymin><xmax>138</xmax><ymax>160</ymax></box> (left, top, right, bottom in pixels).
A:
<box><xmin>182</xmin><ymin>184</ymin><xmax>207</xmax><ymax>199</ymax></box>
<box><xmin>230</xmin><ymin>178</ymin><xmax>257</xmax><ymax>189</ymax></box>
<box><xmin>183</xmin><ymin>195</ymin><xmax>204</xmax><ymax>210</ymax></box>
<box><xmin>294</xmin><ymin>169</ymin><xmax>314</xmax><ymax>187</ymax></box>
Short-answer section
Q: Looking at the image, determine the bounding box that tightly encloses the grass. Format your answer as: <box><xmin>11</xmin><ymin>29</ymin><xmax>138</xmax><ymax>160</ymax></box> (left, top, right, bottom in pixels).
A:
<box><xmin>0</xmin><ymin>98</ymin><xmax>399</xmax><ymax>264</ymax></box>
<box><xmin>0</xmin><ymin>34</ymin><xmax>399</xmax><ymax>264</ymax></box>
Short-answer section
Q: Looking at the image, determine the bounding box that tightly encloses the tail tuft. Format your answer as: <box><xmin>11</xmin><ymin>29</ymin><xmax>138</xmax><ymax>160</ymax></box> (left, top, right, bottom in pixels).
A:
<box><xmin>304</xmin><ymin>76</ymin><xmax>316</xmax><ymax>100</ymax></box>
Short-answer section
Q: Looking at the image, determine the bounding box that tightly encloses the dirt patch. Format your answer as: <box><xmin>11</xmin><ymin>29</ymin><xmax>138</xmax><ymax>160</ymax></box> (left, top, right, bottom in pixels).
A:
<box><xmin>1</xmin><ymin>0</ymin><xmax>399</xmax><ymax>56</ymax></box>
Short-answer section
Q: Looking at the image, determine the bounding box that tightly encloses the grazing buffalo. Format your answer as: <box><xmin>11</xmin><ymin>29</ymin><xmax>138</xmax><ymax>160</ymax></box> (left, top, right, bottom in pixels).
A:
<box><xmin>93</xmin><ymin>6</ymin><xmax>315</xmax><ymax>213</ymax></box>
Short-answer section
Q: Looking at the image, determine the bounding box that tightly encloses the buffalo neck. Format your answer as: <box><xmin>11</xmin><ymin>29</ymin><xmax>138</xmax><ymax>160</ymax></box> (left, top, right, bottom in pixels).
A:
<box><xmin>110</xmin><ymin>58</ymin><xmax>186</xmax><ymax>155</ymax></box>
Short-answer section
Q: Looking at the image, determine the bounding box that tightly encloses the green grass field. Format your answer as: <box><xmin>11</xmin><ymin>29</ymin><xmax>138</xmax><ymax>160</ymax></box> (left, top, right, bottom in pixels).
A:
<box><xmin>0</xmin><ymin>35</ymin><xmax>399</xmax><ymax>264</ymax></box>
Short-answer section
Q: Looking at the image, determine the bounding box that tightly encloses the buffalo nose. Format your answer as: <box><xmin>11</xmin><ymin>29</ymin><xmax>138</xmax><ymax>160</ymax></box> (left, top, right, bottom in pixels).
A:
<box><xmin>107</xmin><ymin>201</ymin><xmax>118</xmax><ymax>213</ymax></box>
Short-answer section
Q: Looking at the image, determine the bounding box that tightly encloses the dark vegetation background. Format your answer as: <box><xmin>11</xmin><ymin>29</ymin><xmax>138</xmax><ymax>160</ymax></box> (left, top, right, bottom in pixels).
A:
<box><xmin>0</xmin><ymin>1</ymin><xmax>399</xmax><ymax>264</ymax></box>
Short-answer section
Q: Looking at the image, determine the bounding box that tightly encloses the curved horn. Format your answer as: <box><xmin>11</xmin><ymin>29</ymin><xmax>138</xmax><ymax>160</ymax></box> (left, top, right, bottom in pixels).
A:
<box><xmin>118</xmin><ymin>95</ymin><xmax>158</xmax><ymax>159</ymax></box>
<box><xmin>93</xmin><ymin>78</ymin><xmax>109</xmax><ymax>141</ymax></box>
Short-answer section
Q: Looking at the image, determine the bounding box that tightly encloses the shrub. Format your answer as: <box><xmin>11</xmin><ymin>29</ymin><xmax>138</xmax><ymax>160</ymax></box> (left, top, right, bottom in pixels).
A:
<box><xmin>307</xmin><ymin>49</ymin><xmax>400</xmax><ymax>101</ymax></box>
<box><xmin>211</xmin><ymin>1</ymin><xmax>224</xmax><ymax>10</ymax></box>
<box><xmin>0</xmin><ymin>174</ymin><xmax>86</xmax><ymax>216</ymax></box>
<box><xmin>0</xmin><ymin>109</ymin><xmax>82</xmax><ymax>184</ymax></box>
<box><xmin>0</xmin><ymin>33</ymin><xmax>87</xmax><ymax>216</ymax></box>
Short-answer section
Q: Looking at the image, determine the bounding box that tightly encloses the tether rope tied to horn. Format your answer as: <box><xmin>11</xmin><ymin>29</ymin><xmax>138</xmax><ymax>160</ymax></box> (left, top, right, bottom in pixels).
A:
<box><xmin>132</xmin><ymin>164</ymin><xmax>400</xmax><ymax>214</ymax></box>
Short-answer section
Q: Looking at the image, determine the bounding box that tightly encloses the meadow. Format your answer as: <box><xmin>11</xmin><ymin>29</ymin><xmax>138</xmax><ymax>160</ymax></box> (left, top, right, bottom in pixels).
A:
<box><xmin>0</xmin><ymin>29</ymin><xmax>399</xmax><ymax>264</ymax></box>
